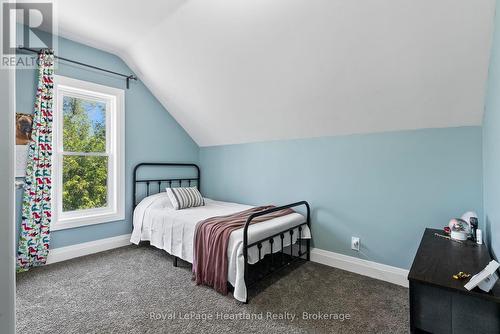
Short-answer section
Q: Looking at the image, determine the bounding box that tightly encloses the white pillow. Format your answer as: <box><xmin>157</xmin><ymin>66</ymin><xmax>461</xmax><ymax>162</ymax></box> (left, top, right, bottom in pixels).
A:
<box><xmin>157</xmin><ymin>192</ymin><xmax>173</xmax><ymax>209</ymax></box>
<box><xmin>166</xmin><ymin>187</ymin><xmax>204</xmax><ymax>210</ymax></box>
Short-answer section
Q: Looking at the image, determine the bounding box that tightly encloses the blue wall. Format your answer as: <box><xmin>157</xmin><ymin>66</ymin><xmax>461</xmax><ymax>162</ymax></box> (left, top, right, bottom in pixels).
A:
<box><xmin>483</xmin><ymin>1</ymin><xmax>500</xmax><ymax>261</ymax></box>
<box><xmin>16</xmin><ymin>33</ymin><xmax>199</xmax><ymax>249</ymax></box>
<box><xmin>200</xmin><ymin>127</ymin><xmax>483</xmax><ymax>269</ymax></box>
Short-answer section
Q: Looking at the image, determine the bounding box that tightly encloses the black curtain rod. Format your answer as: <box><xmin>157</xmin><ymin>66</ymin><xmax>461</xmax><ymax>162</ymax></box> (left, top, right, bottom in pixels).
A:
<box><xmin>17</xmin><ymin>47</ymin><xmax>138</xmax><ymax>89</ymax></box>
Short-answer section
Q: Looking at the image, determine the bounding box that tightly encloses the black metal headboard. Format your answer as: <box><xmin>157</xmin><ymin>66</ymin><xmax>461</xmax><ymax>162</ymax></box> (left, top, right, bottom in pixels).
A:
<box><xmin>133</xmin><ymin>163</ymin><xmax>200</xmax><ymax>208</ymax></box>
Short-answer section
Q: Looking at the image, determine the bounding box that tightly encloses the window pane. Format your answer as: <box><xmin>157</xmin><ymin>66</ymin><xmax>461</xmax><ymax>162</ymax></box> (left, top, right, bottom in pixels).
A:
<box><xmin>62</xmin><ymin>155</ymin><xmax>108</xmax><ymax>212</ymax></box>
<box><xmin>63</xmin><ymin>96</ymin><xmax>106</xmax><ymax>152</ymax></box>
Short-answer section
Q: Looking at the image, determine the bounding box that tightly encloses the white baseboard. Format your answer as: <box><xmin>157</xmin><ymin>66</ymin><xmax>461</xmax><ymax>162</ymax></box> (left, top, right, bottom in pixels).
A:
<box><xmin>310</xmin><ymin>248</ymin><xmax>409</xmax><ymax>287</ymax></box>
<box><xmin>47</xmin><ymin>234</ymin><xmax>132</xmax><ymax>264</ymax></box>
<box><xmin>45</xmin><ymin>236</ymin><xmax>408</xmax><ymax>287</ymax></box>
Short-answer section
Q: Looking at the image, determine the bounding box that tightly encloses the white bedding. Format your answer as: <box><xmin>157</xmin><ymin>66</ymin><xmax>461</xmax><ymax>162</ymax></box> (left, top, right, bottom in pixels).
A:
<box><xmin>130</xmin><ymin>192</ymin><xmax>311</xmax><ymax>302</ymax></box>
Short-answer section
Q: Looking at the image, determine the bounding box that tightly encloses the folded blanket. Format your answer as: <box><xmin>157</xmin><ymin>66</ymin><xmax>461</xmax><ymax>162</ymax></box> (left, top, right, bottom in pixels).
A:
<box><xmin>193</xmin><ymin>205</ymin><xmax>294</xmax><ymax>295</ymax></box>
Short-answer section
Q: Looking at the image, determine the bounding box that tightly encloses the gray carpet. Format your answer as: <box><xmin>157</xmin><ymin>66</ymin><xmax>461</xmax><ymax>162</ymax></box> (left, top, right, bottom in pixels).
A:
<box><xmin>16</xmin><ymin>246</ymin><xmax>409</xmax><ymax>334</ymax></box>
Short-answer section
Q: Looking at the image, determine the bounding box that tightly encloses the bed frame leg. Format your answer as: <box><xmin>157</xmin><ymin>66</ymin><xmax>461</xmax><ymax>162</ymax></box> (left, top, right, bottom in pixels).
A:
<box><xmin>173</xmin><ymin>256</ymin><xmax>178</xmax><ymax>267</ymax></box>
<box><xmin>306</xmin><ymin>239</ymin><xmax>310</xmax><ymax>261</ymax></box>
<box><xmin>243</xmin><ymin>290</ymin><xmax>248</xmax><ymax>304</ymax></box>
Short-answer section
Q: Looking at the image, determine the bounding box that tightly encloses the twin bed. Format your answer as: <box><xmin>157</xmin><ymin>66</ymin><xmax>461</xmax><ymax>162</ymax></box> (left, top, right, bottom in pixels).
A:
<box><xmin>130</xmin><ymin>163</ymin><xmax>311</xmax><ymax>303</ymax></box>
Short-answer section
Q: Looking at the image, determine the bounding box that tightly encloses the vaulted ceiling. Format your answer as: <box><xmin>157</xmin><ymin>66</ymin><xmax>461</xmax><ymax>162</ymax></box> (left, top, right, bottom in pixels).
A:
<box><xmin>53</xmin><ymin>0</ymin><xmax>495</xmax><ymax>146</ymax></box>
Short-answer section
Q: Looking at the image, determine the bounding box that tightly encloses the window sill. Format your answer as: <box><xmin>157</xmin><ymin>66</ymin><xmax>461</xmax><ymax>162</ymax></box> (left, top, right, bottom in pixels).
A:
<box><xmin>51</xmin><ymin>212</ymin><xmax>125</xmax><ymax>231</ymax></box>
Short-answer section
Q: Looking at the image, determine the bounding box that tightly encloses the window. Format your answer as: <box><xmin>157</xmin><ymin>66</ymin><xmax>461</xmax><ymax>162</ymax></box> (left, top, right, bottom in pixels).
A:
<box><xmin>52</xmin><ymin>76</ymin><xmax>124</xmax><ymax>230</ymax></box>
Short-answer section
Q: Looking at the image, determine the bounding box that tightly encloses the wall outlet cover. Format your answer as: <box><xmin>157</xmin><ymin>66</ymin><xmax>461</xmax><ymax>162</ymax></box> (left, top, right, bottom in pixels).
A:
<box><xmin>351</xmin><ymin>237</ymin><xmax>360</xmax><ymax>251</ymax></box>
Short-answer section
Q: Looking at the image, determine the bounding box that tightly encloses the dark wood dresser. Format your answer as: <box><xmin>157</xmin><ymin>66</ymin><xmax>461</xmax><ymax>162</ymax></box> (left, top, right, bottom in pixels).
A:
<box><xmin>408</xmin><ymin>228</ymin><xmax>500</xmax><ymax>333</ymax></box>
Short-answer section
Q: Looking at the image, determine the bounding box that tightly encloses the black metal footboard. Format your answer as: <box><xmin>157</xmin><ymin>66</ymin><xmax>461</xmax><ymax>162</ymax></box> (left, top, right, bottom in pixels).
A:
<box><xmin>242</xmin><ymin>201</ymin><xmax>310</xmax><ymax>303</ymax></box>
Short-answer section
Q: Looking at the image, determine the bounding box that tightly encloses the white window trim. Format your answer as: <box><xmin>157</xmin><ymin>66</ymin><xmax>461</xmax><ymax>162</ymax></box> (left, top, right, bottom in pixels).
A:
<box><xmin>52</xmin><ymin>75</ymin><xmax>125</xmax><ymax>231</ymax></box>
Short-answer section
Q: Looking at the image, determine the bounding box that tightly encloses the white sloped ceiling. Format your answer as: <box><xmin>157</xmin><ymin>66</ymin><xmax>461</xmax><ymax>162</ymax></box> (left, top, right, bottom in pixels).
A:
<box><xmin>54</xmin><ymin>0</ymin><xmax>495</xmax><ymax>146</ymax></box>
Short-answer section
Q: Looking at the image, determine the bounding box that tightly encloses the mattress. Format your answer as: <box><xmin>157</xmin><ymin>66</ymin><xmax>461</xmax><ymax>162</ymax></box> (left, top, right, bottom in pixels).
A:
<box><xmin>130</xmin><ymin>192</ymin><xmax>311</xmax><ymax>302</ymax></box>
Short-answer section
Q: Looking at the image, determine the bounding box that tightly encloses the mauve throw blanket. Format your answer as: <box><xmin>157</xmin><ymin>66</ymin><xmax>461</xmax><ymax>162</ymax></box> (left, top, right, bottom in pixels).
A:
<box><xmin>193</xmin><ymin>205</ymin><xmax>294</xmax><ymax>295</ymax></box>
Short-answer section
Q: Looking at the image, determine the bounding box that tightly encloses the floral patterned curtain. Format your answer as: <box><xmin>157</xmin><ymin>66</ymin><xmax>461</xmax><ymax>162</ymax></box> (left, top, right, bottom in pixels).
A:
<box><xmin>17</xmin><ymin>49</ymin><xmax>55</xmax><ymax>272</ymax></box>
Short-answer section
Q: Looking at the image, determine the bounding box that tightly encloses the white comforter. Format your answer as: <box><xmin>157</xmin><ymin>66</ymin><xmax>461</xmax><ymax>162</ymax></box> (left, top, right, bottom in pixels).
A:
<box><xmin>130</xmin><ymin>193</ymin><xmax>311</xmax><ymax>302</ymax></box>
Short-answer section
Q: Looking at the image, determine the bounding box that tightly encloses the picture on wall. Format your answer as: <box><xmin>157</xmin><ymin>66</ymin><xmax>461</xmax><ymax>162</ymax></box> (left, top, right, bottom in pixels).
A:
<box><xmin>16</xmin><ymin>113</ymin><xmax>33</xmax><ymax>145</ymax></box>
<box><xmin>15</xmin><ymin>113</ymin><xmax>33</xmax><ymax>178</ymax></box>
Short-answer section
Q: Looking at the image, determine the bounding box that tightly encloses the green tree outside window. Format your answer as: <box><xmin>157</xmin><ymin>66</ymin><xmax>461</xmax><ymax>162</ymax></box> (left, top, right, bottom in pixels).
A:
<box><xmin>62</xmin><ymin>96</ymin><xmax>108</xmax><ymax>212</ymax></box>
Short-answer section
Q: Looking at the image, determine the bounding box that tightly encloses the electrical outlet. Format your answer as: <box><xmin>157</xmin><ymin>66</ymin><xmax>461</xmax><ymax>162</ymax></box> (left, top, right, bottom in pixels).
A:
<box><xmin>351</xmin><ymin>237</ymin><xmax>360</xmax><ymax>251</ymax></box>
